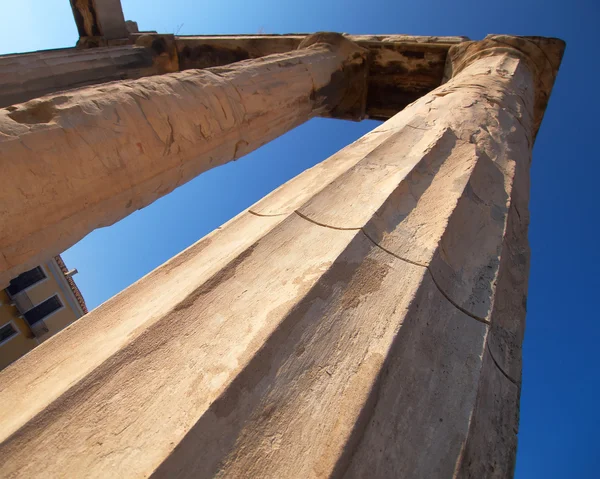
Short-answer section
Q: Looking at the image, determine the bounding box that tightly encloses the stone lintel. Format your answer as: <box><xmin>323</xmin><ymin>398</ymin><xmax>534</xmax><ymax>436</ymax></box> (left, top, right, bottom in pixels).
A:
<box><xmin>0</xmin><ymin>33</ymin><xmax>464</xmax><ymax>118</ymax></box>
<box><xmin>0</xmin><ymin>34</ymin><xmax>564</xmax><ymax>127</ymax></box>
<box><xmin>173</xmin><ymin>34</ymin><xmax>468</xmax><ymax>121</ymax></box>
<box><xmin>0</xmin><ymin>46</ymin><xmax>156</xmax><ymax>108</ymax></box>
<box><xmin>1</xmin><ymin>33</ymin><xmax>564</xmax><ymax>127</ymax></box>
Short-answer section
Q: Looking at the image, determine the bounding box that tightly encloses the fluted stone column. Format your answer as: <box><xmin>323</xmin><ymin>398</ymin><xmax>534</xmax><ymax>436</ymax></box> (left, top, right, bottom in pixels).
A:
<box><xmin>70</xmin><ymin>0</ymin><xmax>129</xmax><ymax>40</ymax></box>
<box><xmin>0</xmin><ymin>35</ymin><xmax>562</xmax><ymax>478</ymax></box>
<box><xmin>0</xmin><ymin>33</ymin><xmax>367</xmax><ymax>286</ymax></box>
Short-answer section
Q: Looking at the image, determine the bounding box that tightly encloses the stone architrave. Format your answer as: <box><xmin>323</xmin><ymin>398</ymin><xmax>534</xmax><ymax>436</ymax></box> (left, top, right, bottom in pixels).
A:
<box><xmin>0</xmin><ymin>34</ymin><xmax>368</xmax><ymax>286</ymax></box>
<box><xmin>0</xmin><ymin>34</ymin><xmax>465</xmax><ymax>112</ymax></box>
<box><xmin>0</xmin><ymin>35</ymin><xmax>563</xmax><ymax>478</ymax></box>
<box><xmin>0</xmin><ymin>45</ymin><xmax>165</xmax><ymax>108</ymax></box>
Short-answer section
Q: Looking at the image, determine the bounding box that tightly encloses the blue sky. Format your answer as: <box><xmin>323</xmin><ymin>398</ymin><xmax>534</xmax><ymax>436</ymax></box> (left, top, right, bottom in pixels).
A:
<box><xmin>1</xmin><ymin>0</ymin><xmax>598</xmax><ymax>476</ymax></box>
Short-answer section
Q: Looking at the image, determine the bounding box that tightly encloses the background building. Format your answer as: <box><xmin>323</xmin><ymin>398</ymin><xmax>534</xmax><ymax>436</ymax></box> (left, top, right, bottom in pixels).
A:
<box><xmin>0</xmin><ymin>255</ymin><xmax>87</xmax><ymax>370</ymax></box>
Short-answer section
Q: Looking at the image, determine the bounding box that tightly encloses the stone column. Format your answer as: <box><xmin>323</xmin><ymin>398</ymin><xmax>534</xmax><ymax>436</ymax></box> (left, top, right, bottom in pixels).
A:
<box><xmin>70</xmin><ymin>0</ymin><xmax>129</xmax><ymax>41</ymax></box>
<box><xmin>0</xmin><ymin>33</ymin><xmax>367</xmax><ymax>286</ymax></box>
<box><xmin>0</xmin><ymin>35</ymin><xmax>562</xmax><ymax>477</ymax></box>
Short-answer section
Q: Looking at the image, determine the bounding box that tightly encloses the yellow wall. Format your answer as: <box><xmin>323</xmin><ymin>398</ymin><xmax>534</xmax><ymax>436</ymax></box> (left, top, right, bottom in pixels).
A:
<box><xmin>25</xmin><ymin>266</ymin><xmax>79</xmax><ymax>341</ymax></box>
<box><xmin>0</xmin><ymin>262</ymin><xmax>82</xmax><ymax>370</ymax></box>
<box><xmin>0</xmin><ymin>290</ymin><xmax>36</xmax><ymax>370</ymax></box>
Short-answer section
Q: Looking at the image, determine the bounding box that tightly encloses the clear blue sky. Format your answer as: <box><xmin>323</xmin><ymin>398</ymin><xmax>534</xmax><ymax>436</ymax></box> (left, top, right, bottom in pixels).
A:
<box><xmin>1</xmin><ymin>0</ymin><xmax>598</xmax><ymax>476</ymax></box>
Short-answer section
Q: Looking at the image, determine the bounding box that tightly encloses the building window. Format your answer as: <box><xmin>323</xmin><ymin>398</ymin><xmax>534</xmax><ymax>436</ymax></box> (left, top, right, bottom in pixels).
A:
<box><xmin>23</xmin><ymin>295</ymin><xmax>62</xmax><ymax>326</ymax></box>
<box><xmin>7</xmin><ymin>267</ymin><xmax>47</xmax><ymax>296</ymax></box>
<box><xmin>0</xmin><ymin>323</ymin><xmax>17</xmax><ymax>343</ymax></box>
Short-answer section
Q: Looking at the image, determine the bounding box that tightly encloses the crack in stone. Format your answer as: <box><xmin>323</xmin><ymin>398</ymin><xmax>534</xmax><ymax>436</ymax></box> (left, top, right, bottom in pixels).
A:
<box><xmin>205</xmin><ymin>69</ymin><xmax>248</xmax><ymax>123</ymax></box>
<box><xmin>163</xmin><ymin>115</ymin><xmax>175</xmax><ymax>156</ymax></box>
<box><xmin>130</xmin><ymin>93</ymin><xmax>164</xmax><ymax>145</ymax></box>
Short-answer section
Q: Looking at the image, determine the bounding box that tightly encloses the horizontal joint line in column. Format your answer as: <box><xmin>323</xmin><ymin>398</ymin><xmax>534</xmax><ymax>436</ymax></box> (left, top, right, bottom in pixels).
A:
<box><xmin>360</xmin><ymin>229</ymin><xmax>491</xmax><ymax>326</ymax></box>
<box><xmin>486</xmin><ymin>341</ymin><xmax>520</xmax><ymax>387</ymax></box>
<box><xmin>293</xmin><ymin>210</ymin><xmax>362</xmax><ymax>231</ymax></box>
<box><xmin>247</xmin><ymin>210</ymin><xmax>288</xmax><ymax>218</ymax></box>
<box><xmin>290</xmin><ymin>210</ymin><xmax>490</xmax><ymax>326</ymax></box>
<box><xmin>406</xmin><ymin>124</ymin><xmax>432</xmax><ymax>131</ymax></box>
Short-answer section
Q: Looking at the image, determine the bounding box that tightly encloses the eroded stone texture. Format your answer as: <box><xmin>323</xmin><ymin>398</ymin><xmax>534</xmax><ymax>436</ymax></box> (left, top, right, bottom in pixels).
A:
<box><xmin>0</xmin><ymin>35</ymin><xmax>563</xmax><ymax>478</ymax></box>
<box><xmin>0</xmin><ymin>34</ymin><xmax>367</xmax><ymax>286</ymax></box>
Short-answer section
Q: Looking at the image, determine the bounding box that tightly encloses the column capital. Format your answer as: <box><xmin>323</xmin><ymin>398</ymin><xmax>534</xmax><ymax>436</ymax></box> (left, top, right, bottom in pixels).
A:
<box><xmin>299</xmin><ymin>32</ymin><xmax>370</xmax><ymax>120</ymax></box>
<box><xmin>133</xmin><ymin>33</ymin><xmax>180</xmax><ymax>74</ymax></box>
<box><xmin>445</xmin><ymin>35</ymin><xmax>565</xmax><ymax>136</ymax></box>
